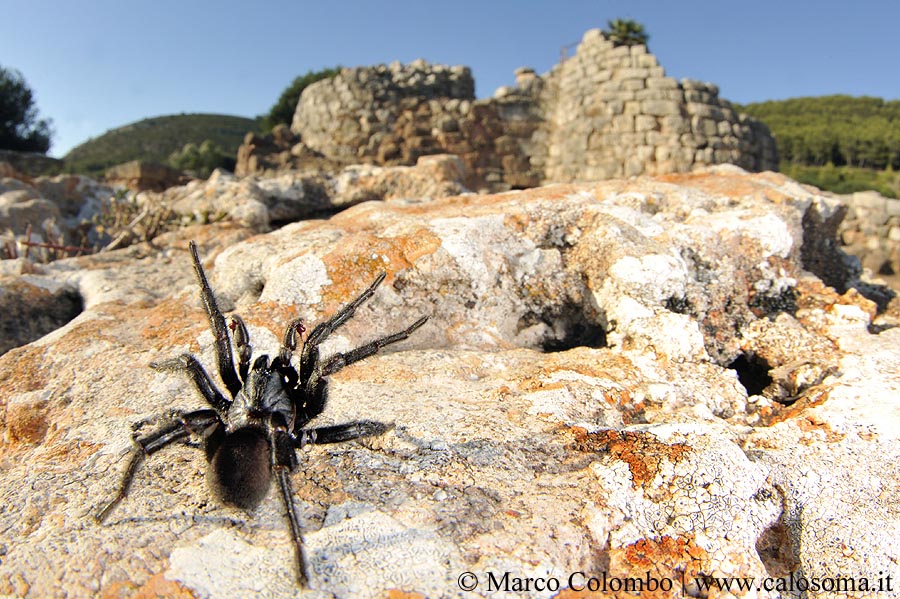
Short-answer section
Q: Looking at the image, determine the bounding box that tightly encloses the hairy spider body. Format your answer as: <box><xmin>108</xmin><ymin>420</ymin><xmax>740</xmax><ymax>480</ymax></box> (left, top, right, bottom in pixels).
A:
<box><xmin>95</xmin><ymin>241</ymin><xmax>427</xmax><ymax>585</ymax></box>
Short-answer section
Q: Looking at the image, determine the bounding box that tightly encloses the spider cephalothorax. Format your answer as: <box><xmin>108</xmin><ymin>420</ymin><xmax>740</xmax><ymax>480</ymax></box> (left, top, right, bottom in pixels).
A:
<box><xmin>95</xmin><ymin>241</ymin><xmax>427</xmax><ymax>584</ymax></box>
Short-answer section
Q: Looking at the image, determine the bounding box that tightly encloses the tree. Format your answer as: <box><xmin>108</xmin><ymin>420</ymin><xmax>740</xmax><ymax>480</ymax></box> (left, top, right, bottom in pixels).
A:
<box><xmin>604</xmin><ymin>19</ymin><xmax>649</xmax><ymax>48</ymax></box>
<box><xmin>0</xmin><ymin>65</ymin><xmax>53</xmax><ymax>153</ymax></box>
<box><xmin>167</xmin><ymin>140</ymin><xmax>234</xmax><ymax>178</ymax></box>
<box><xmin>262</xmin><ymin>66</ymin><xmax>342</xmax><ymax>131</ymax></box>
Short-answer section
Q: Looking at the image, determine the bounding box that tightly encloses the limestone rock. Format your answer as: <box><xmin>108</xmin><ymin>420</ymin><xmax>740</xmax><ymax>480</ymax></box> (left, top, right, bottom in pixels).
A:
<box><xmin>0</xmin><ymin>169</ymin><xmax>897</xmax><ymax>598</ymax></box>
<box><xmin>0</xmin><ymin>174</ymin><xmax>118</xmax><ymax>256</ymax></box>
<box><xmin>105</xmin><ymin>160</ymin><xmax>186</xmax><ymax>192</ymax></box>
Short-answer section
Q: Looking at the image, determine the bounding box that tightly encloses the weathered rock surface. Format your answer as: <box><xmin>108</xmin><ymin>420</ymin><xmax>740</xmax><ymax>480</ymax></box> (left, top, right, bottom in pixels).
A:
<box><xmin>0</xmin><ymin>155</ymin><xmax>471</xmax><ymax>266</ymax></box>
<box><xmin>105</xmin><ymin>160</ymin><xmax>187</xmax><ymax>192</ymax></box>
<box><xmin>0</xmin><ymin>173</ymin><xmax>115</xmax><ymax>258</ymax></box>
<box><xmin>152</xmin><ymin>154</ymin><xmax>471</xmax><ymax>230</ymax></box>
<box><xmin>0</xmin><ymin>168</ymin><xmax>897</xmax><ymax>598</ymax></box>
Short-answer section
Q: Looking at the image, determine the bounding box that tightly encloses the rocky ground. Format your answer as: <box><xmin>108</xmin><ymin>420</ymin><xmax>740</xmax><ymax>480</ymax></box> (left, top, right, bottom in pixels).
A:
<box><xmin>0</xmin><ymin>166</ymin><xmax>898</xmax><ymax>598</ymax></box>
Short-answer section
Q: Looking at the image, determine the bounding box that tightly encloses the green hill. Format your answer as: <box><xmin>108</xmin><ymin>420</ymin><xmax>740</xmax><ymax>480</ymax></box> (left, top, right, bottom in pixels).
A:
<box><xmin>737</xmin><ymin>95</ymin><xmax>900</xmax><ymax>197</ymax></box>
<box><xmin>63</xmin><ymin>113</ymin><xmax>262</xmax><ymax>176</ymax></box>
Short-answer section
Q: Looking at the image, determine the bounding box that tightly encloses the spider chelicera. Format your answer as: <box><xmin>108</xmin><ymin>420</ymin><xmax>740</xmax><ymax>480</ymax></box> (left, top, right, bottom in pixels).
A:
<box><xmin>95</xmin><ymin>241</ymin><xmax>428</xmax><ymax>585</ymax></box>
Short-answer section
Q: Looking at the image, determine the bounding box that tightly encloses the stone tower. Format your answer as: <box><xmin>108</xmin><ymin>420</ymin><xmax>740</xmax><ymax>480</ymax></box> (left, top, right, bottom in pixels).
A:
<box><xmin>542</xmin><ymin>28</ymin><xmax>777</xmax><ymax>181</ymax></box>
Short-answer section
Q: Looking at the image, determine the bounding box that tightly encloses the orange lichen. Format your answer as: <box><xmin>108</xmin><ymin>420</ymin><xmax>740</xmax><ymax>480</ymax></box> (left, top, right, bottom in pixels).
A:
<box><xmin>5</xmin><ymin>395</ymin><xmax>50</xmax><ymax>443</ymax></box>
<box><xmin>766</xmin><ymin>387</ymin><xmax>832</xmax><ymax>425</ymax></box>
<box><xmin>0</xmin><ymin>344</ymin><xmax>49</xmax><ymax>396</ymax></box>
<box><xmin>140</xmin><ymin>299</ymin><xmax>202</xmax><ymax>346</ymax></box>
<box><xmin>382</xmin><ymin>590</ymin><xmax>427</xmax><ymax>599</ymax></box>
<box><xmin>655</xmin><ymin>170</ymin><xmax>797</xmax><ymax>203</ymax></box>
<box><xmin>795</xmin><ymin>415</ymin><xmax>846</xmax><ymax>444</ymax></box>
<box><xmin>554</xmin><ymin>536</ymin><xmax>709</xmax><ymax>599</ymax></box>
<box><xmin>569</xmin><ymin>428</ymin><xmax>691</xmax><ymax>489</ymax></box>
<box><xmin>100</xmin><ymin>573</ymin><xmax>198</xmax><ymax>599</ymax></box>
<box><xmin>320</xmin><ymin>228</ymin><xmax>441</xmax><ymax>308</ymax></box>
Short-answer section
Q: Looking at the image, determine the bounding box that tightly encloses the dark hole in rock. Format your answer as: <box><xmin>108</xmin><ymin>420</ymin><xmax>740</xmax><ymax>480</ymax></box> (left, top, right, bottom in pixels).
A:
<box><xmin>877</xmin><ymin>260</ymin><xmax>895</xmax><ymax>276</ymax></box>
<box><xmin>539</xmin><ymin>305</ymin><xmax>607</xmax><ymax>353</ymax></box>
<box><xmin>518</xmin><ymin>301</ymin><xmax>607</xmax><ymax>353</ymax></box>
<box><xmin>0</xmin><ymin>282</ymin><xmax>84</xmax><ymax>356</ymax></box>
<box><xmin>728</xmin><ymin>354</ymin><xmax>772</xmax><ymax>397</ymax></box>
<box><xmin>541</xmin><ymin>321</ymin><xmax>606</xmax><ymax>352</ymax></box>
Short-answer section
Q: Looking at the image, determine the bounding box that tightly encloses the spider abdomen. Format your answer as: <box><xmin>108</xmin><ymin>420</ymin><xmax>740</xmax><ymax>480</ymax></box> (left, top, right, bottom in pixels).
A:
<box><xmin>207</xmin><ymin>427</ymin><xmax>272</xmax><ymax>510</ymax></box>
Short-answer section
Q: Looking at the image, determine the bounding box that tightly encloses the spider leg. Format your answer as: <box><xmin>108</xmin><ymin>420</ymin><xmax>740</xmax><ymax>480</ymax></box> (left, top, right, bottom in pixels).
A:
<box><xmin>320</xmin><ymin>315</ymin><xmax>428</xmax><ymax>377</ymax></box>
<box><xmin>94</xmin><ymin>409</ymin><xmax>220</xmax><ymax>523</ymax></box>
<box><xmin>297</xmin><ymin>420</ymin><xmax>392</xmax><ymax>446</ymax></box>
<box><xmin>151</xmin><ymin>354</ymin><xmax>231</xmax><ymax>415</ymax></box>
<box><xmin>274</xmin><ymin>468</ymin><xmax>307</xmax><ymax>584</ymax></box>
<box><xmin>277</xmin><ymin>318</ymin><xmax>305</xmax><ymax>390</ymax></box>
<box><xmin>300</xmin><ymin>315</ymin><xmax>428</xmax><ymax>424</ymax></box>
<box><xmin>230</xmin><ymin>315</ymin><xmax>252</xmax><ymax>383</ymax></box>
<box><xmin>299</xmin><ymin>272</ymin><xmax>387</xmax><ymax>384</ymax></box>
<box><xmin>189</xmin><ymin>241</ymin><xmax>242</xmax><ymax>398</ymax></box>
<box><xmin>269</xmin><ymin>421</ymin><xmax>307</xmax><ymax>584</ymax></box>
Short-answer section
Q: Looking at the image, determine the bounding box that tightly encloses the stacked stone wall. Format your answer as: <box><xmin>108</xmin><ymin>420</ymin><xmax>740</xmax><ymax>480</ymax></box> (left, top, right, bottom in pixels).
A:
<box><xmin>236</xmin><ymin>29</ymin><xmax>777</xmax><ymax>189</ymax></box>
<box><xmin>839</xmin><ymin>190</ymin><xmax>900</xmax><ymax>282</ymax></box>
<box><xmin>291</xmin><ymin>60</ymin><xmax>473</xmax><ymax>165</ymax></box>
<box><xmin>543</xmin><ymin>29</ymin><xmax>777</xmax><ymax>181</ymax></box>
<box><xmin>288</xmin><ymin>60</ymin><xmax>543</xmax><ymax>189</ymax></box>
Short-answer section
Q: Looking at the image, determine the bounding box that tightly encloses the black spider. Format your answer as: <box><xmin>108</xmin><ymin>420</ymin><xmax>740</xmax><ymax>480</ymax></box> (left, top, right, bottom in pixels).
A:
<box><xmin>95</xmin><ymin>241</ymin><xmax>427</xmax><ymax>584</ymax></box>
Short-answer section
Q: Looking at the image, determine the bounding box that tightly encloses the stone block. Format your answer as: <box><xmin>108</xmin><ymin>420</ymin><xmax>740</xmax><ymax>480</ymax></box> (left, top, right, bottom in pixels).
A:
<box><xmin>692</xmin><ymin>116</ymin><xmax>720</xmax><ymax>137</ymax></box>
<box><xmin>643</xmin><ymin>99</ymin><xmax>681</xmax><ymax>116</ymax></box>
<box><xmin>582</xmin><ymin>28</ymin><xmax>605</xmax><ymax>43</ymax></box>
<box><xmin>852</xmin><ymin>190</ymin><xmax>887</xmax><ymax>210</ymax></box>
<box><xmin>609</xmin><ymin>45</ymin><xmax>631</xmax><ymax>60</ymax></box>
<box><xmin>655</xmin><ymin>146</ymin><xmax>672</xmax><ymax>162</ymax></box>
<box><xmin>625</xmin><ymin>156</ymin><xmax>646</xmax><ymax>177</ymax></box>
<box><xmin>886</xmin><ymin>198</ymin><xmax>900</xmax><ymax>217</ymax></box>
<box><xmin>646</xmin><ymin>77</ymin><xmax>679</xmax><ymax>90</ymax></box>
<box><xmin>635</xmin><ymin>115</ymin><xmax>659</xmax><ymax>132</ymax></box>
<box><xmin>616</xmin><ymin>67</ymin><xmax>651</xmax><ymax>80</ymax></box>
<box><xmin>637</xmin><ymin>54</ymin><xmax>659</xmax><ymax>68</ymax></box>
<box><xmin>695</xmin><ymin>147</ymin><xmax>714</xmax><ymax>163</ymax></box>
<box><xmin>612</xmin><ymin>115</ymin><xmax>635</xmax><ymax>133</ymax></box>
<box><xmin>658</xmin><ymin>115</ymin><xmax>687</xmax><ymax>133</ymax></box>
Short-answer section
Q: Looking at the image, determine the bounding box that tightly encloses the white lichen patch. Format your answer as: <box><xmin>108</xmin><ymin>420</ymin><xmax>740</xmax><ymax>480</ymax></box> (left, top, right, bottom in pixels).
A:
<box><xmin>303</xmin><ymin>506</ymin><xmax>454</xmax><ymax>598</ymax></box>
<box><xmin>167</xmin><ymin>528</ymin><xmax>297</xmax><ymax>599</ymax></box>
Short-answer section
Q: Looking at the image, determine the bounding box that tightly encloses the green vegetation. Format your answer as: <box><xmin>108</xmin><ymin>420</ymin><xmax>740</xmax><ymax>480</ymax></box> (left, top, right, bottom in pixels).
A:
<box><xmin>168</xmin><ymin>140</ymin><xmax>235</xmax><ymax>178</ymax></box>
<box><xmin>603</xmin><ymin>19</ymin><xmax>649</xmax><ymax>48</ymax></box>
<box><xmin>0</xmin><ymin>64</ymin><xmax>53</xmax><ymax>153</ymax></box>
<box><xmin>779</xmin><ymin>162</ymin><xmax>900</xmax><ymax>198</ymax></box>
<box><xmin>262</xmin><ymin>66</ymin><xmax>341</xmax><ymax>131</ymax></box>
<box><xmin>63</xmin><ymin>113</ymin><xmax>261</xmax><ymax>176</ymax></box>
<box><xmin>738</xmin><ymin>96</ymin><xmax>900</xmax><ymax>169</ymax></box>
<box><xmin>739</xmin><ymin>95</ymin><xmax>900</xmax><ymax>198</ymax></box>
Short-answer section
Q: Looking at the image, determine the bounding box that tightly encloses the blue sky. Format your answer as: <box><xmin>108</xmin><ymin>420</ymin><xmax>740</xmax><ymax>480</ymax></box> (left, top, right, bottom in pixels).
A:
<box><xmin>3</xmin><ymin>1</ymin><xmax>898</xmax><ymax>158</ymax></box>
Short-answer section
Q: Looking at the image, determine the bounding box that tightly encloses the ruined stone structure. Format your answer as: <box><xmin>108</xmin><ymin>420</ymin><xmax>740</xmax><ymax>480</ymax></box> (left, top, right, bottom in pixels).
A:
<box><xmin>104</xmin><ymin>160</ymin><xmax>186</xmax><ymax>192</ymax></box>
<box><xmin>238</xmin><ymin>29</ymin><xmax>777</xmax><ymax>189</ymax></box>
<box><xmin>542</xmin><ymin>29</ymin><xmax>777</xmax><ymax>180</ymax></box>
<box><xmin>839</xmin><ymin>190</ymin><xmax>900</xmax><ymax>286</ymax></box>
